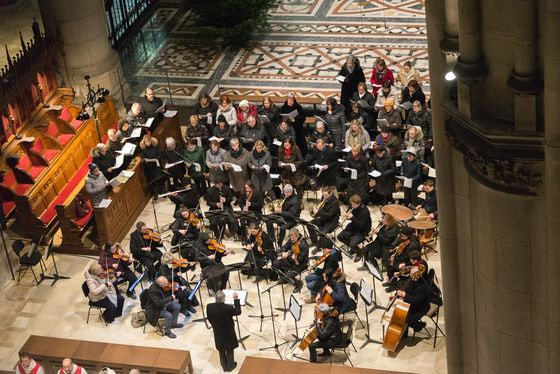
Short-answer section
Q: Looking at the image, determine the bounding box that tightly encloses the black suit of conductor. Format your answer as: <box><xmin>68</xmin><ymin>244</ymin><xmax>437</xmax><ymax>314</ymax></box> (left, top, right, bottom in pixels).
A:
<box><xmin>207</xmin><ymin>292</ymin><xmax>242</xmax><ymax>372</ymax></box>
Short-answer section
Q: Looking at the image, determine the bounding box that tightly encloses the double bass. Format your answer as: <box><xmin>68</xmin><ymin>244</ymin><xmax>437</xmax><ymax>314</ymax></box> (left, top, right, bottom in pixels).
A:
<box><xmin>381</xmin><ymin>296</ymin><xmax>410</xmax><ymax>352</ymax></box>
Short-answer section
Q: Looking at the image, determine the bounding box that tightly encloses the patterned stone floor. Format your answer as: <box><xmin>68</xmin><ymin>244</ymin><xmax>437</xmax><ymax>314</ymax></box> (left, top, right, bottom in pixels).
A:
<box><xmin>0</xmin><ymin>195</ymin><xmax>447</xmax><ymax>373</ymax></box>
<box><xmin>121</xmin><ymin>0</ymin><xmax>429</xmax><ymax>106</ymax></box>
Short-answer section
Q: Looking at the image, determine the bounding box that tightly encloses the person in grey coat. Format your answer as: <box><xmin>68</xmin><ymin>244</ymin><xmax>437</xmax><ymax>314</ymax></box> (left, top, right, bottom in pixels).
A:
<box><xmin>223</xmin><ymin>138</ymin><xmax>250</xmax><ymax>195</ymax></box>
<box><xmin>85</xmin><ymin>163</ymin><xmax>111</xmax><ymax>206</ymax></box>
<box><xmin>324</xmin><ymin>98</ymin><xmax>347</xmax><ymax>153</ymax></box>
<box><xmin>247</xmin><ymin>140</ymin><xmax>273</xmax><ymax>197</ymax></box>
<box><xmin>206</xmin><ymin>140</ymin><xmax>229</xmax><ymax>184</ymax></box>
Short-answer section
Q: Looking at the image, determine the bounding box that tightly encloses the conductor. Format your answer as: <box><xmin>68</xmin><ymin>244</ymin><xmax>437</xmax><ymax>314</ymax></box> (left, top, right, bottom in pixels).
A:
<box><xmin>207</xmin><ymin>290</ymin><xmax>242</xmax><ymax>372</ymax></box>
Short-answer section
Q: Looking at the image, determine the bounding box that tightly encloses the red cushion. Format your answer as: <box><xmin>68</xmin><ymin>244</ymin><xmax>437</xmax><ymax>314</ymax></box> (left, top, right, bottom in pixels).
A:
<box><xmin>31</xmin><ymin>138</ymin><xmax>45</xmax><ymax>152</ymax></box>
<box><xmin>59</xmin><ymin>107</ymin><xmax>72</xmax><ymax>122</ymax></box>
<box><xmin>3</xmin><ymin>170</ymin><xmax>16</xmax><ymax>187</ymax></box>
<box><xmin>43</xmin><ymin>149</ymin><xmax>58</xmax><ymax>162</ymax></box>
<box><xmin>74</xmin><ymin>209</ymin><xmax>93</xmax><ymax>227</ymax></box>
<box><xmin>14</xmin><ymin>183</ymin><xmax>32</xmax><ymax>195</ymax></box>
<box><xmin>70</xmin><ymin>119</ymin><xmax>83</xmax><ymax>130</ymax></box>
<box><xmin>46</xmin><ymin>122</ymin><xmax>59</xmax><ymax>137</ymax></box>
<box><xmin>26</xmin><ymin>165</ymin><xmax>45</xmax><ymax>179</ymax></box>
<box><xmin>18</xmin><ymin>155</ymin><xmax>31</xmax><ymax>169</ymax></box>
<box><xmin>2</xmin><ymin>201</ymin><xmax>15</xmax><ymax>216</ymax></box>
<box><xmin>57</xmin><ymin>133</ymin><xmax>73</xmax><ymax>146</ymax></box>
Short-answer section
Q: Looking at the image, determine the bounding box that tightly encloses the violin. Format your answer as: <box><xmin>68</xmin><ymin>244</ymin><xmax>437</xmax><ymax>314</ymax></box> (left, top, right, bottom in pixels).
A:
<box><xmin>143</xmin><ymin>228</ymin><xmax>161</xmax><ymax>242</ymax></box>
<box><xmin>163</xmin><ymin>281</ymin><xmax>181</xmax><ymax>293</ymax></box>
<box><xmin>208</xmin><ymin>239</ymin><xmax>227</xmax><ymax>254</ymax></box>
<box><xmin>111</xmin><ymin>245</ymin><xmax>131</xmax><ymax>262</ymax></box>
<box><xmin>186</xmin><ymin>212</ymin><xmax>200</xmax><ymax>226</ymax></box>
<box><xmin>389</xmin><ymin>239</ymin><xmax>410</xmax><ymax>266</ymax></box>
<box><xmin>288</xmin><ymin>239</ymin><xmax>300</xmax><ymax>264</ymax></box>
<box><xmin>171</xmin><ymin>258</ymin><xmax>195</xmax><ymax>269</ymax></box>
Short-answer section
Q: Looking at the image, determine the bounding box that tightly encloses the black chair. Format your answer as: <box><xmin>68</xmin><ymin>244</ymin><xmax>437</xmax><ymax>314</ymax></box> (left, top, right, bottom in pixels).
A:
<box><xmin>412</xmin><ymin>269</ymin><xmax>445</xmax><ymax>347</ymax></box>
<box><xmin>345</xmin><ymin>282</ymin><xmax>365</xmax><ymax>330</ymax></box>
<box><xmin>139</xmin><ymin>289</ymin><xmax>163</xmax><ymax>336</ymax></box>
<box><xmin>12</xmin><ymin>240</ymin><xmax>44</xmax><ymax>285</ymax></box>
<box><xmin>329</xmin><ymin>319</ymin><xmax>354</xmax><ymax>367</ymax></box>
<box><xmin>81</xmin><ymin>281</ymin><xmax>107</xmax><ymax>325</ymax></box>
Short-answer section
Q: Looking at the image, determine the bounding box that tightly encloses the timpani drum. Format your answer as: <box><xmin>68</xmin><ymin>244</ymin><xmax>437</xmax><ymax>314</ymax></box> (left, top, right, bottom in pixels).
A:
<box><xmin>381</xmin><ymin>204</ymin><xmax>414</xmax><ymax>222</ymax></box>
<box><xmin>408</xmin><ymin>220</ymin><xmax>437</xmax><ymax>242</ymax></box>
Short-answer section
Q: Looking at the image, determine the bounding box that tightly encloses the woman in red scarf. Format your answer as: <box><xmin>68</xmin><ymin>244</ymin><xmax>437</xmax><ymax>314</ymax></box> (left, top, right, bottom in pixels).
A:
<box><xmin>277</xmin><ymin>138</ymin><xmax>306</xmax><ymax>199</ymax></box>
<box><xmin>370</xmin><ymin>58</ymin><xmax>395</xmax><ymax>96</ymax></box>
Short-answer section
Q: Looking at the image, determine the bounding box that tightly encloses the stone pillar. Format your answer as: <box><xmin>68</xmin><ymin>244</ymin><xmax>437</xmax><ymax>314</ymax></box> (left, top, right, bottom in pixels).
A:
<box><xmin>543</xmin><ymin>1</ymin><xmax>560</xmax><ymax>372</ymax></box>
<box><xmin>38</xmin><ymin>0</ymin><xmax>128</xmax><ymax>106</ymax></box>
<box><xmin>440</xmin><ymin>0</ymin><xmax>459</xmax><ymax>55</ymax></box>
<box><xmin>507</xmin><ymin>0</ymin><xmax>541</xmax><ymax>132</ymax></box>
<box><xmin>453</xmin><ymin>0</ymin><xmax>486</xmax><ymax>119</ymax></box>
<box><xmin>425</xmin><ymin>1</ymin><xmax>473</xmax><ymax>373</ymax></box>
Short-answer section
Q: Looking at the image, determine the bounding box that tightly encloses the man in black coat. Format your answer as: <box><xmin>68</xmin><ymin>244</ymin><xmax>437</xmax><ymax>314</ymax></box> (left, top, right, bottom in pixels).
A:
<box><xmin>145</xmin><ymin>276</ymin><xmax>182</xmax><ymax>338</ymax></box>
<box><xmin>305</xmin><ymin>138</ymin><xmax>338</xmax><ymax>187</ymax></box>
<box><xmin>270</xmin><ymin>184</ymin><xmax>301</xmax><ymax>246</ymax></box>
<box><xmin>207</xmin><ymin>290</ymin><xmax>242</xmax><ymax>372</ymax></box>
<box><xmin>161</xmin><ymin>137</ymin><xmax>186</xmax><ymax>189</ymax></box>
<box><xmin>130</xmin><ymin>221</ymin><xmax>163</xmax><ymax>280</ymax></box>
<box><xmin>369</xmin><ymin>146</ymin><xmax>396</xmax><ymax>205</ymax></box>
<box><xmin>168</xmin><ymin>178</ymin><xmax>200</xmax><ymax>213</ymax></box>
<box><xmin>309</xmin><ymin>186</ymin><xmax>341</xmax><ymax>249</ymax></box>
<box><xmin>139</xmin><ymin>87</ymin><xmax>164</xmax><ymax>118</ymax></box>
<box><xmin>308</xmin><ymin>303</ymin><xmax>344</xmax><ymax>362</ymax></box>
<box><xmin>205</xmin><ymin>180</ymin><xmax>238</xmax><ymax>239</ymax></box>
<box><xmin>337</xmin><ymin>194</ymin><xmax>372</xmax><ymax>262</ymax></box>
<box><xmin>273</xmin><ymin>228</ymin><xmax>309</xmax><ymax>292</ymax></box>
<box><xmin>171</xmin><ymin>208</ymin><xmax>200</xmax><ymax>246</ymax></box>
<box><xmin>397</xmin><ymin>273</ymin><xmax>431</xmax><ymax>334</ymax></box>
<box><xmin>416</xmin><ymin>179</ymin><xmax>437</xmax><ymax>220</ymax></box>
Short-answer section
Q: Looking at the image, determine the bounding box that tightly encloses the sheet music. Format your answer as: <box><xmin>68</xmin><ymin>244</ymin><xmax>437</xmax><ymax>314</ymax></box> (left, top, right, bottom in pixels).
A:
<box><xmin>209</xmin><ymin>136</ymin><xmax>220</xmax><ymax>142</ymax></box>
<box><xmin>114</xmin><ymin>154</ymin><xmax>125</xmax><ymax>169</ymax></box>
<box><xmin>359</xmin><ymin>279</ymin><xmax>373</xmax><ymax>305</ymax></box>
<box><xmin>143</xmin><ymin>158</ymin><xmax>160</xmax><ymax>167</ymax></box>
<box><xmin>192</xmin><ymin>162</ymin><xmax>201</xmax><ymax>172</ymax></box>
<box><xmin>289</xmin><ymin>296</ymin><xmax>302</xmax><ymax>321</ymax></box>
<box><xmin>118</xmin><ymin>142</ymin><xmax>136</xmax><ymax>156</ymax></box>
<box><xmin>120</xmin><ymin>170</ymin><xmax>135</xmax><ymax>178</ymax></box>
<box><xmin>270</xmin><ymin>173</ymin><xmax>280</xmax><ymax>179</ymax></box>
<box><xmin>369</xmin><ymin>170</ymin><xmax>381</xmax><ymax>178</ymax></box>
<box><xmin>399</xmin><ymin>101</ymin><xmax>413</xmax><ymax>110</ymax></box>
<box><xmin>338</xmin><ymin>158</ymin><xmax>346</xmax><ymax>163</ymax></box>
<box><xmin>165</xmin><ymin>160</ymin><xmax>184</xmax><ymax>169</ymax></box>
<box><xmin>262</xmin><ymin>164</ymin><xmax>270</xmax><ymax>173</ymax></box>
<box><xmin>97</xmin><ymin>199</ymin><xmax>112</xmax><ymax>209</ymax></box>
<box><xmin>224</xmin><ymin>162</ymin><xmax>242</xmax><ymax>172</ymax></box>
<box><xmin>342</xmin><ymin>146</ymin><xmax>351</xmax><ymax>153</ymax></box>
<box><xmin>280</xmin><ymin>109</ymin><xmax>298</xmax><ymax>120</ymax></box>
<box><xmin>396</xmin><ymin>160</ymin><xmax>402</xmax><ymax>167</ymax></box>
<box><xmin>272</xmin><ymin>138</ymin><xmax>282</xmax><ymax>146</ymax></box>
<box><xmin>258</xmin><ymin>114</ymin><xmax>270</xmax><ymax>124</ymax></box>
<box><xmin>142</xmin><ymin>117</ymin><xmax>155</xmax><ymax>128</ymax></box>
<box><xmin>423</xmin><ymin>163</ymin><xmax>436</xmax><ymax>178</ymax></box>
<box><xmin>403</xmin><ymin>177</ymin><xmax>413</xmax><ymax>188</ymax></box>
<box><xmin>313</xmin><ymin>164</ymin><xmax>324</xmax><ymax>177</ymax></box>
<box><xmin>343</xmin><ymin>167</ymin><xmax>357</xmax><ymax>180</ymax></box>
<box><xmin>163</xmin><ymin>110</ymin><xmax>178</xmax><ymax>118</ymax></box>
<box><xmin>314</xmin><ymin>115</ymin><xmax>327</xmax><ymax>124</ymax></box>
<box><xmin>335</xmin><ymin>75</ymin><xmax>346</xmax><ymax>83</ymax></box>
<box><xmin>109</xmin><ymin>177</ymin><xmax>121</xmax><ymax>188</ymax></box>
<box><xmin>376</xmin><ymin>119</ymin><xmax>390</xmax><ymax>129</ymax></box>
<box><xmin>156</xmin><ymin>99</ymin><xmax>167</xmax><ymax>113</ymax></box>
<box><xmin>223</xmin><ymin>289</ymin><xmax>247</xmax><ymax>306</ymax></box>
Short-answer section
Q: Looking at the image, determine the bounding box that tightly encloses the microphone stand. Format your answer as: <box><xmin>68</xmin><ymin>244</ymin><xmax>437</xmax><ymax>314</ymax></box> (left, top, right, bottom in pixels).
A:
<box><xmin>259</xmin><ymin>281</ymin><xmax>289</xmax><ymax>359</ymax></box>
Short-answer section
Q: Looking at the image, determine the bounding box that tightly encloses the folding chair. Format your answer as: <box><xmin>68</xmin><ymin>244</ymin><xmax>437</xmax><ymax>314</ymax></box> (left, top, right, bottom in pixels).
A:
<box><xmin>329</xmin><ymin>320</ymin><xmax>355</xmax><ymax>367</ymax></box>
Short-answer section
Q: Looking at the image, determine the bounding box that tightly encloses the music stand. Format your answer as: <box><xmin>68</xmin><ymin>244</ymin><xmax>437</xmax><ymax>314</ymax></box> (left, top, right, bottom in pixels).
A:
<box><xmin>365</xmin><ymin>259</ymin><xmax>385</xmax><ymax>313</ymax></box>
<box><xmin>221</xmin><ymin>289</ymin><xmax>250</xmax><ymax>349</ymax></box>
<box><xmin>190</xmin><ymin>276</ymin><xmax>210</xmax><ymax>329</ymax></box>
<box><xmin>224</xmin><ymin>261</ymin><xmax>253</xmax><ymax>307</ymax></box>
<box><xmin>272</xmin><ymin>268</ymin><xmax>295</xmax><ymax>320</ymax></box>
<box><xmin>359</xmin><ymin>278</ymin><xmax>382</xmax><ymax>348</ymax></box>
<box><xmin>232</xmin><ymin>211</ymin><xmax>258</xmax><ymax>240</ymax></box>
<box><xmin>147</xmin><ymin>173</ymin><xmax>168</xmax><ymax>231</ymax></box>
<box><xmin>259</xmin><ymin>282</ymin><xmax>289</xmax><ymax>359</ymax></box>
<box><xmin>37</xmin><ymin>237</ymin><xmax>70</xmax><ymax>286</ymax></box>
<box><xmin>205</xmin><ymin>210</ymin><xmax>230</xmax><ymax>241</ymax></box>
<box><xmin>262</xmin><ymin>213</ymin><xmax>286</xmax><ymax>249</ymax></box>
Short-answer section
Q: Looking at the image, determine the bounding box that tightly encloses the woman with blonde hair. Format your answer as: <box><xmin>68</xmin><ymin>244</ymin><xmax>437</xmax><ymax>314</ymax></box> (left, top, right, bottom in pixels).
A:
<box><xmin>344</xmin><ymin>120</ymin><xmax>371</xmax><ymax>153</ymax></box>
<box><xmin>185</xmin><ymin>114</ymin><xmax>209</xmax><ymax>147</ymax></box>
<box><xmin>84</xmin><ymin>262</ymin><xmax>124</xmax><ymax>323</ymax></box>
<box><xmin>223</xmin><ymin>137</ymin><xmax>250</xmax><ymax>196</ymax></box>
<box><xmin>247</xmin><ymin>140</ymin><xmax>273</xmax><ymax>198</ymax></box>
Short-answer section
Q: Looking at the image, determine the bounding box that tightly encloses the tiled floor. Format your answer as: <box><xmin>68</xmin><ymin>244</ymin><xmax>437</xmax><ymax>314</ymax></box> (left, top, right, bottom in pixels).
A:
<box><xmin>0</xmin><ymin>195</ymin><xmax>447</xmax><ymax>373</ymax></box>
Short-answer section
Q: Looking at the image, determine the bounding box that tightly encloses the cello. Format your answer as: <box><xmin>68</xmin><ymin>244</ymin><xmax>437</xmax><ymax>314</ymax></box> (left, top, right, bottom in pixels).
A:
<box><xmin>381</xmin><ymin>295</ymin><xmax>410</xmax><ymax>352</ymax></box>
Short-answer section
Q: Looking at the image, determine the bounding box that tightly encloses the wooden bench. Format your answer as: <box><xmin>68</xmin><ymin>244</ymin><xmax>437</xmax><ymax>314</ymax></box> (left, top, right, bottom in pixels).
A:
<box><xmin>19</xmin><ymin>335</ymin><xmax>193</xmax><ymax>374</ymax></box>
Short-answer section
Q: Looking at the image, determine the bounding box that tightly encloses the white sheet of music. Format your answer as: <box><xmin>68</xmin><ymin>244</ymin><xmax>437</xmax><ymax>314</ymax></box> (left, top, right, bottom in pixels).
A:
<box><xmin>272</xmin><ymin>138</ymin><xmax>282</xmax><ymax>146</ymax></box>
<box><xmin>262</xmin><ymin>164</ymin><xmax>270</xmax><ymax>173</ymax></box>
<box><xmin>223</xmin><ymin>289</ymin><xmax>247</xmax><ymax>306</ymax></box>
<box><xmin>335</xmin><ymin>75</ymin><xmax>346</xmax><ymax>83</ymax></box>
<box><xmin>369</xmin><ymin>170</ymin><xmax>381</xmax><ymax>178</ymax></box>
<box><xmin>404</xmin><ymin>177</ymin><xmax>413</xmax><ymax>188</ymax></box>
<box><xmin>343</xmin><ymin>167</ymin><xmax>357</xmax><ymax>180</ymax></box>
<box><xmin>163</xmin><ymin>110</ymin><xmax>178</xmax><ymax>118</ymax></box>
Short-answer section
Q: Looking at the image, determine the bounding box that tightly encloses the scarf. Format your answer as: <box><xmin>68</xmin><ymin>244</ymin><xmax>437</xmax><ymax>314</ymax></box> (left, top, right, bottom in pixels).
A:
<box><xmin>375</xmin><ymin>67</ymin><xmax>386</xmax><ymax>82</ymax></box>
<box><xmin>346</xmin><ymin>63</ymin><xmax>355</xmax><ymax>74</ymax></box>
<box><xmin>283</xmin><ymin>147</ymin><xmax>291</xmax><ymax>159</ymax></box>
<box><xmin>252</xmin><ymin>149</ymin><xmax>265</xmax><ymax>160</ymax></box>
<box><xmin>349</xmin><ymin>129</ymin><xmax>365</xmax><ymax>148</ymax></box>
<box><xmin>351</xmin><ymin>151</ymin><xmax>361</xmax><ymax>161</ymax></box>
<box><xmin>230</xmin><ymin>147</ymin><xmax>243</xmax><ymax>159</ymax></box>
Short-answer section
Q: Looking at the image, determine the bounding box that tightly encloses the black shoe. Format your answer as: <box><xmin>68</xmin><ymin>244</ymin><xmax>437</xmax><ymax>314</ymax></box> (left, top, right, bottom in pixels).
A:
<box><xmin>318</xmin><ymin>349</ymin><xmax>331</xmax><ymax>357</ymax></box>
<box><xmin>181</xmin><ymin>310</ymin><xmax>191</xmax><ymax>317</ymax></box>
<box><xmin>164</xmin><ymin>331</ymin><xmax>176</xmax><ymax>338</ymax></box>
<box><xmin>385</xmin><ymin>285</ymin><xmax>397</xmax><ymax>293</ymax></box>
<box><xmin>187</xmin><ymin>305</ymin><xmax>197</xmax><ymax>314</ymax></box>
<box><xmin>353</xmin><ymin>255</ymin><xmax>362</xmax><ymax>263</ymax></box>
<box><xmin>171</xmin><ymin>323</ymin><xmax>184</xmax><ymax>329</ymax></box>
<box><xmin>229</xmin><ymin>362</ymin><xmax>237</xmax><ymax>372</ymax></box>
<box><xmin>293</xmin><ymin>280</ymin><xmax>303</xmax><ymax>294</ymax></box>
<box><xmin>126</xmin><ymin>292</ymin><xmax>137</xmax><ymax>299</ymax></box>
<box><xmin>412</xmin><ymin>321</ymin><xmax>427</xmax><ymax>332</ymax></box>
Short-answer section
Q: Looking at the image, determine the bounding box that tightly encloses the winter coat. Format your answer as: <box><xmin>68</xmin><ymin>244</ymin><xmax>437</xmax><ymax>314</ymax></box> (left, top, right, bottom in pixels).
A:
<box><xmin>401</xmin><ymin>87</ymin><xmax>426</xmax><ymax>107</ymax></box>
<box><xmin>239</xmin><ymin>124</ymin><xmax>266</xmax><ymax>149</ymax></box>
<box><xmin>280</xmin><ymin>101</ymin><xmax>306</xmax><ymax>154</ymax></box>
<box><xmin>371</xmin><ymin>153</ymin><xmax>396</xmax><ymax>196</ymax></box>
<box><xmin>377</xmin><ymin>108</ymin><xmax>402</xmax><ymax>131</ymax></box>
<box><xmin>325</xmin><ymin>104</ymin><xmax>347</xmax><ymax>152</ymax></box>
<box><xmin>145</xmin><ymin>282</ymin><xmax>174</xmax><ymax>325</ymax></box>
<box><xmin>344</xmin><ymin>152</ymin><xmax>369</xmax><ymax>202</ymax></box>
<box><xmin>305</xmin><ymin>146</ymin><xmax>338</xmax><ymax>187</ymax></box>
<box><xmin>338</xmin><ymin>61</ymin><xmax>366</xmax><ymax>115</ymax></box>
<box><xmin>217</xmin><ymin>104</ymin><xmax>237</xmax><ymax>127</ymax></box>
<box><xmin>401</xmin><ymin>126</ymin><xmax>426</xmax><ymax>161</ymax></box>
<box><xmin>206</xmin><ymin>147</ymin><xmax>229</xmax><ymax>184</ymax></box>
<box><xmin>374</xmin><ymin>86</ymin><xmax>401</xmax><ymax>111</ymax></box>
<box><xmin>344</xmin><ymin>127</ymin><xmax>371</xmax><ymax>153</ymax></box>
<box><xmin>91</xmin><ymin>148</ymin><xmax>116</xmax><ymax>180</ymax></box>
<box><xmin>257</xmin><ymin>103</ymin><xmax>280</xmax><ymax>139</ymax></box>
<box><xmin>207</xmin><ymin>299</ymin><xmax>242</xmax><ymax>350</ymax></box>
<box><xmin>247</xmin><ymin>150</ymin><xmax>273</xmax><ymax>194</ymax></box>
<box><xmin>278</xmin><ymin>144</ymin><xmax>306</xmax><ymax>187</ymax></box>
<box><xmin>85</xmin><ymin>171</ymin><xmax>110</xmax><ymax>206</ymax></box>
<box><xmin>184</xmin><ymin>145</ymin><xmax>206</xmax><ymax>178</ymax></box>
<box><xmin>223</xmin><ymin>148</ymin><xmax>250</xmax><ymax>192</ymax></box>
<box><xmin>370</xmin><ymin>68</ymin><xmax>395</xmax><ymax>95</ymax></box>
<box><xmin>407</xmin><ymin>108</ymin><xmax>432</xmax><ymax>139</ymax></box>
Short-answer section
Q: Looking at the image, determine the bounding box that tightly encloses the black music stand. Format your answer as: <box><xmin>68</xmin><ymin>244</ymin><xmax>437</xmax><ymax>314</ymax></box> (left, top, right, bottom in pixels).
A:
<box><xmin>260</xmin><ymin>282</ymin><xmax>289</xmax><ymax>359</ymax></box>
<box><xmin>272</xmin><ymin>268</ymin><xmax>295</xmax><ymax>320</ymax></box>
<box><xmin>359</xmin><ymin>278</ymin><xmax>382</xmax><ymax>348</ymax></box>
<box><xmin>232</xmin><ymin>211</ymin><xmax>258</xmax><ymax>241</ymax></box>
<box><xmin>37</xmin><ymin>237</ymin><xmax>70</xmax><ymax>286</ymax></box>
<box><xmin>262</xmin><ymin>213</ymin><xmax>285</xmax><ymax>249</ymax></box>
<box><xmin>189</xmin><ymin>276</ymin><xmax>210</xmax><ymax>329</ymax></box>
<box><xmin>224</xmin><ymin>261</ymin><xmax>253</xmax><ymax>307</ymax></box>
<box><xmin>245</xmin><ymin>237</ymin><xmax>275</xmax><ymax>332</ymax></box>
<box><xmin>205</xmin><ymin>210</ymin><xmax>230</xmax><ymax>241</ymax></box>
<box><xmin>365</xmin><ymin>259</ymin><xmax>385</xmax><ymax>313</ymax></box>
<box><xmin>147</xmin><ymin>173</ymin><xmax>169</xmax><ymax>231</ymax></box>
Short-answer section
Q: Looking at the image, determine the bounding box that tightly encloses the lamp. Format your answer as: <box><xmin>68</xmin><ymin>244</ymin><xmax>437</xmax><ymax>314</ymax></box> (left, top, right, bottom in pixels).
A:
<box><xmin>444</xmin><ymin>71</ymin><xmax>456</xmax><ymax>81</ymax></box>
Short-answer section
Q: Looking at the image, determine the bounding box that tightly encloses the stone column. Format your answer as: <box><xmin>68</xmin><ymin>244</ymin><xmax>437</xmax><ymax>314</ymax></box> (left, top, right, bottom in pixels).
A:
<box><xmin>425</xmin><ymin>1</ymin><xmax>474</xmax><ymax>373</ymax></box>
<box><xmin>543</xmin><ymin>1</ymin><xmax>560</xmax><ymax>372</ymax></box>
<box><xmin>440</xmin><ymin>0</ymin><xmax>459</xmax><ymax>55</ymax></box>
<box><xmin>453</xmin><ymin>0</ymin><xmax>486</xmax><ymax>118</ymax></box>
<box><xmin>38</xmin><ymin>0</ymin><xmax>128</xmax><ymax>105</ymax></box>
<box><xmin>507</xmin><ymin>0</ymin><xmax>541</xmax><ymax>132</ymax></box>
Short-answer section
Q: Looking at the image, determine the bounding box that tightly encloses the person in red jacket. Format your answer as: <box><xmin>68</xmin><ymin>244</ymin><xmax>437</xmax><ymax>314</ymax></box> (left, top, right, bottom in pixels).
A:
<box><xmin>370</xmin><ymin>58</ymin><xmax>395</xmax><ymax>96</ymax></box>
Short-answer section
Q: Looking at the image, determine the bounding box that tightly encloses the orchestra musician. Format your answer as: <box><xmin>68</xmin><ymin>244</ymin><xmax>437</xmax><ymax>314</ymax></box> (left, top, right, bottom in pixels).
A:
<box><xmin>161</xmin><ymin>137</ymin><xmax>186</xmax><ymax>189</ymax></box>
<box><xmin>305</xmin><ymin>138</ymin><xmax>338</xmax><ymax>188</ymax></box>
<box><xmin>84</xmin><ymin>263</ymin><xmax>124</xmax><ymax>324</ymax></box>
<box><xmin>337</xmin><ymin>194</ymin><xmax>372</xmax><ymax>263</ymax></box>
<box><xmin>304</xmin><ymin>238</ymin><xmax>342</xmax><ymax>303</ymax></box>
<box><xmin>308</xmin><ymin>303</ymin><xmax>343</xmax><ymax>363</ymax></box>
<box><xmin>242</xmin><ymin>222</ymin><xmax>275</xmax><ymax>277</ymax></box>
<box><xmin>361</xmin><ymin>213</ymin><xmax>400</xmax><ymax>269</ymax></box>
<box><xmin>394</xmin><ymin>264</ymin><xmax>432</xmax><ymax>336</ymax></box>
<box><xmin>158</xmin><ymin>252</ymin><xmax>198</xmax><ymax>316</ymax></box>
<box><xmin>167</xmin><ymin>178</ymin><xmax>199</xmax><ymax>213</ymax></box>
<box><xmin>16</xmin><ymin>352</ymin><xmax>45</xmax><ymax>374</ymax></box>
<box><xmin>415</xmin><ymin>179</ymin><xmax>437</xmax><ymax>220</ymax></box>
<box><xmin>319</xmin><ymin>268</ymin><xmax>356</xmax><ymax>314</ymax></box>
<box><xmin>383</xmin><ymin>226</ymin><xmax>422</xmax><ymax>291</ymax></box>
<box><xmin>272</xmin><ymin>228</ymin><xmax>308</xmax><ymax>292</ymax></box>
<box><xmin>269</xmin><ymin>183</ymin><xmax>301</xmax><ymax>246</ymax></box>
<box><xmin>192</xmin><ymin>232</ymin><xmax>229</xmax><ymax>292</ymax></box>
<box><xmin>145</xmin><ymin>276</ymin><xmax>182</xmax><ymax>339</ymax></box>
<box><xmin>171</xmin><ymin>208</ymin><xmax>200</xmax><ymax>246</ymax></box>
<box><xmin>58</xmin><ymin>358</ymin><xmax>88</xmax><ymax>374</ymax></box>
<box><xmin>129</xmin><ymin>221</ymin><xmax>163</xmax><ymax>280</ymax></box>
<box><xmin>205</xmin><ymin>177</ymin><xmax>238</xmax><ymax>239</ymax></box>
<box><xmin>308</xmin><ymin>186</ymin><xmax>341</xmax><ymax>250</ymax></box>
<box><xmin>98</xmin><ymin>241</ymin><xmax>138</xmax><ymax>299</ymax></box>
